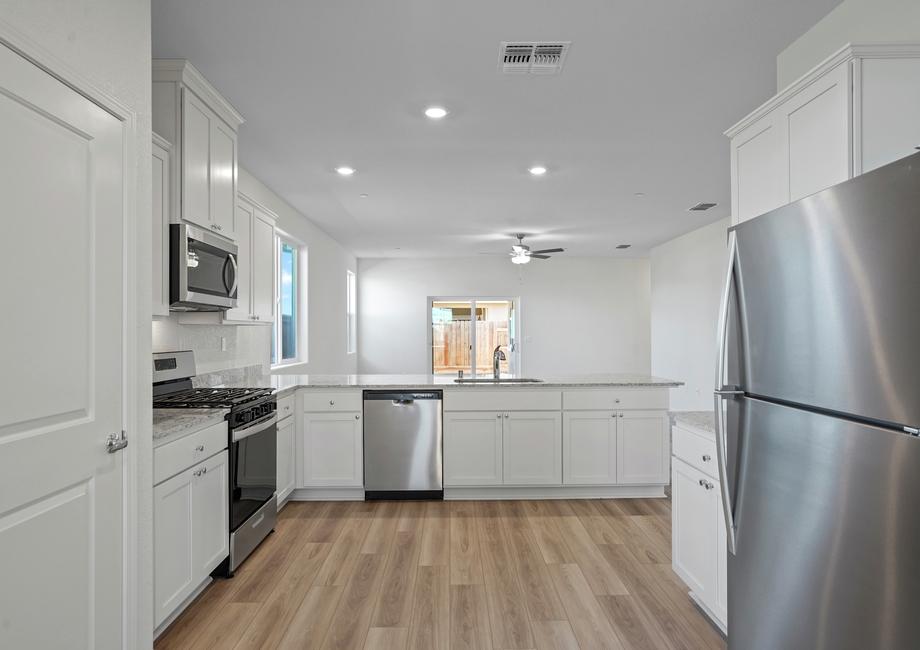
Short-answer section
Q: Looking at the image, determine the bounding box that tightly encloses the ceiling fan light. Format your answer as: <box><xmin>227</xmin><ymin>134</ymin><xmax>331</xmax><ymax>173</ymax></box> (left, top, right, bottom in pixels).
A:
<box><xmin>511</xmin><ymin>253</ymin><xmax>530</xmax><ymax>264</ymax></box>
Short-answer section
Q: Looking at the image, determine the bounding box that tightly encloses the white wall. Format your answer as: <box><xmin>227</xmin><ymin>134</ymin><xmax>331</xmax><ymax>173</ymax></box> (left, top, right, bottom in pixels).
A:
<box><xmin>358</xmin><ymin>257</ymin><xmax>651</xmax><ymax>377</ymax></box>
<box><xmin>238</xmin><ymin>168</ymin><xmax>358</xmax><ymax>375</ymax></box>
<box><xmin>650</xmin><ymin>219</ymin><xmax>729</xmax><ymax>411</ymax></box>
<box><xmin>0</xmin><ymin>1</ymin><xmax>153</xmax><ymax>646</ymax></box>
<box><xmin>777</xmin><ymin>0</ymin><xmax>920</xmax><ymax>88</ymax></box>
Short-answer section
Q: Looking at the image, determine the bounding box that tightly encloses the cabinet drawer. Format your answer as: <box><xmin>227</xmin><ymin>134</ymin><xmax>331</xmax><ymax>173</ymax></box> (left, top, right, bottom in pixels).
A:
<box><xmin>672</xmin><ymin>424</ymin><xmax>718</xmax><ymax>480</ymax></box>
<box><xmin>276</xmin><ymin>393</ymin><xmax>295</xmax><ymax>420</ymax></box>
<box><xmin>302</xmin><ymin>390</ymin><xmax>362</xmax><ymax>413</ymax></box>
<box><xmin>155</xmin><ymin>420</ymin><xmax>228</xmax><ymax>485</ymax></box>
<box><xmin>562</xmin><ymin>388</ymin><xmax>668</xmax><ymax>411</ymax></box>
<box><xmin>444</xmin><ymin>389</ymin><xmax>561</xmax><ymax>412</ymax></box>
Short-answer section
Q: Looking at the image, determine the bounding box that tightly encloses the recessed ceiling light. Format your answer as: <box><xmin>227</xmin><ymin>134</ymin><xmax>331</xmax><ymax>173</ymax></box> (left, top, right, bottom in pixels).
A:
<box><xmin>424</xmin><ymin>106</ymin><xmax>448</xmax><ymax>119</ymax></box>
<box><xmin>634</xmin><ymin>192</ymin><xmax>645</xmax><ymax>197</ymax></box>
<box><xmin>529</xmin><ymin>166</ymin><xmax>547</xmax><ymax>176</ymax></box>
<box><xmin>359</xmin><ymin>193</ymin><xmax>368</xmax><ymax>198</ymax></box>
<box><xmin>335</xmin><ymin>166</ymin><xmax>355</xmax><ymax>176</ymax></box>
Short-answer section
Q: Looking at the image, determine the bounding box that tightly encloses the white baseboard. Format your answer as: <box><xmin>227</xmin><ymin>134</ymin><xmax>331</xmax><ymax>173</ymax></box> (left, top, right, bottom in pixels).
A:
<box><xmin>289</xmin><ymin>487</ymin><xmax>366</xmax><ymax>501</ymax></box>
<box><xmin>688</xmin><ymin>590</ymin><xmax>728</xmax><ymax>635</ymax></box>
<box><xmin>444</xmin><ymin>485</ymin><xmax>666</xmax><ymax>500</ymax></box>
<box><xmin>154</xmin><ymin>577</ymin><xmax>212</xmax><ymax>640</ymax></box>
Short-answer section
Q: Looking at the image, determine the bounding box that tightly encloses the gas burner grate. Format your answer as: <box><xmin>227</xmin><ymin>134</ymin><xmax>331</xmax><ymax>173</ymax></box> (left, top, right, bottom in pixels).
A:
<box><xmin>153</xmin><ymin>387</ymin><xmax>274</xmax><ymax>409</ymax></box>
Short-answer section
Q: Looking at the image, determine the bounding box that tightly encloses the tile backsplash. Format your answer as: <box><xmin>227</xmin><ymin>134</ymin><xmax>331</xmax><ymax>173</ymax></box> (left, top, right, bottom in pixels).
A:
<box><xmin>152</xmin><ymin>316</ymin><xmax>271</xmax><ymax>374</ymax></box>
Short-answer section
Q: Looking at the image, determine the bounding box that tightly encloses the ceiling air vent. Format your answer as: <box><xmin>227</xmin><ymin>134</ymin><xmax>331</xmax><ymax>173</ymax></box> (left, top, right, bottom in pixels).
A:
<box><xmin>688</xmin><ymin>202</ymin><xmax>718</xmax><ymax>211</ymax></box>
<box><xmin>499</xmin><ymin>42</ymin><xmax>570</xmax><ymax>74</ymax></box>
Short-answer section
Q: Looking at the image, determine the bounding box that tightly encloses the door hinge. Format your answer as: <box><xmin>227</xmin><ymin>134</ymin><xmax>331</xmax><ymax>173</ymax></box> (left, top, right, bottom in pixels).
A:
<box><xmin>106</xmin><ymin>430</ymin><xmax>129</xmax><ymax>453</ymax></box>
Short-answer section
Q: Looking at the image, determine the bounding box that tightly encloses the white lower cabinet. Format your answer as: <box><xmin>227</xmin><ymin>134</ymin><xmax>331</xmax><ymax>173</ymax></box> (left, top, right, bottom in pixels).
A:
<box><xmin>502</xmin><ymin>411</ymin><xmax>562</xmax><ymax>485</ymax></box>
<box><xmin>276</xmin><ymin>414</ymin><xmax>295</xmax><ymax>504</ymax></box>
<box><xmin>300</xmin><ymin>411</ymin><xmax>363</xmax><ymax>487</ymax></box>
<box><xmin>563</xmin><ymin>411</ymin><xmax>617</xmax><ymax>485</ymax></box>
<box><xmin>671</xmin><ymin>423</ymin><xmax>727</xmax><ymax>631</ymax></box>
<box><xmin>444</xmin><ymin>412</ymin><xmax>504</xmax><ymax>486</ymax></box>
<box><xmin>154</xmin><ymin>448</ymin><xmax>229</xmax><ymax>629</ymax></box>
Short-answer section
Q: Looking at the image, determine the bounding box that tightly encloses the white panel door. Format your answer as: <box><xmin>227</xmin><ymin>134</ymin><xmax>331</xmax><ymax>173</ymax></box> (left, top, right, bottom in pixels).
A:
<box><xmin>562</xmin><ymin>411</ymin><xmax>616</xmax><ymax>485</ymax></box>
<box><xmin>858</xmin><ymin>57</ymin><xmax>920</xmax><ymax>173</ymax></box>
<box><xmin>671</xmin><ymin>458</ymin><xmax>716</xmax><ymax>601</ymax></box>
<box><xmin>0</xmin><ymin>42</ymin><xmax>125</xmax><ymax>649</ymax></box>
<box><xmin>786</xmin><ymin>64</ymin><xmax>850</xmax><ymax>201</ymax></box>
<box><xmin>192</xmin><ymin>450</ymin><xmax>229</xmax><ymax>577</ymax></box>
<box><xmin>301</xmin><ymin>412</ymin><xmax>363</xmax><ymax>486</ymax></box>
<box><xmin>181</xmin><ymin>89</ymin><xmax>212</xmax><ymax>230</ymax></box>
<box><xmin>154</xmin><ymin>468</ymin><xmax>194</xmax><ymax>628</ymax></box>
<box><xmin>251</xmin><ymin>209</ymin><xmax>276</xmax><ymax>322</ymax></box>
<box><xmin>209</xmin><ymin>118</ymin><xmax>237</xmax><ymax>238</ymax></box>
<box><xmin>502</xmin><ymin>411</ymin><xmax>562</xmax><ymax>485</ymax></box>
<box><xmin>276</xmin><ymin>416</ymin><xmax>296</xmax><ymax>503</ymax></box>
<box><xmin>444</xmin><ymin>412</ymin><xmax>503</xmax><ymax>486</ymax></box>
<box><xmin>616</xmin><ymin>410</ymin><xmax>669</xmax><ymax>484</ymax></box>
<box><xmin>732</xmin><ymin>114</ymin><xmax>788</xmax><ymax>223</ymax></box>
<box><xmin>152</xmin><ymin>137</ymin><xmax>171</xmax><ymax>316</ymax></box>
<box><xmin>224</xmin><ymin>198</ymin><xmax>254</xmax><ymax>322</ymax></box>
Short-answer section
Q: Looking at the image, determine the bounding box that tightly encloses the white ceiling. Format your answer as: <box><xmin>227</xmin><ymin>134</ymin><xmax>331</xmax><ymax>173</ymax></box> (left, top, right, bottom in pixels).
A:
<box><xmin>152</xmin><ymin>0</ymin><xmax>840</xmax><ymax>257</ymax></box>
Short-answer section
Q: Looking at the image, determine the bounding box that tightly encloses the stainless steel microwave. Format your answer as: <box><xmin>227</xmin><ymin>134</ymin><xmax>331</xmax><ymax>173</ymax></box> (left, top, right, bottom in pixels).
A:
<box><xmin>169</xmin><ymin>223</ymin><xmax>238</xmax><ymax>311</ymax></box>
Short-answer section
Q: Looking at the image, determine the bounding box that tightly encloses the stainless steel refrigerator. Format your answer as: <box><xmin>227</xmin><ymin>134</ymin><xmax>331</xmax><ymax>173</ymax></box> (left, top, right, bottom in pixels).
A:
<box><xmin>715</xmin><ymin>152</ymin><xmax>920</xmax><ymax>649</ymax></box>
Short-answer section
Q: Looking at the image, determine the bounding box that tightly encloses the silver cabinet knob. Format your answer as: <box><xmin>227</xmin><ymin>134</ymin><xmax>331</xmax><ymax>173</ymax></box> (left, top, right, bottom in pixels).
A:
<box><xmin>504</xmin><ymin>413</ymin><xmax>509</xmax><ymax>419</ymax></box>
<box><xmin>615</xmin><ymin>398</ymin><xmax>621</xmax><ymax>404</ymax></box>
<box><xmin>355</xmin><ymin>414</ymin><xmax>360</xmax><ymax>420</ymax></box>
<box><xmin>497</xmin><ymin>414</ymin><xmax>502</xmax><ymax>419</ymax></box>
<box><xmin>329</xmin><ymin>400</ymin><xmax>335</xmax><ymax>406</ymax></box>
<box><xmin>619</xmin><ymin>413</ymin><xmax>624</xmax><ymax>418</ymax></box>
<box><xmin>702</xmin><ymin>454</ymin><xmax>711</xmax><ymax>462</ymax></box>
<box><xmin>698</xmin><ymin>479</ymin><xmax>714</xmax><ymax>490</ymax></box>
<box><xmin>195</xmin><ymin>445</ymin><xmax>205</xmax><ymax>452</ymax></box>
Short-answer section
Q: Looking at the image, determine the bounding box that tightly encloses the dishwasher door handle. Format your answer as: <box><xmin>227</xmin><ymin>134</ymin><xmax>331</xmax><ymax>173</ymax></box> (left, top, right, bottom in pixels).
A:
<box><xmin>392</xmin><ymin>399</ymin><xmax>414</xmax><ymax>406</ymax></box>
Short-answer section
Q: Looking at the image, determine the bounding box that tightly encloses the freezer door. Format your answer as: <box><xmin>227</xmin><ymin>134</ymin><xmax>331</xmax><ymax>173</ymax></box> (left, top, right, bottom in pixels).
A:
<box><xmin>728</xmin><ymin>397</ymin><xmax>920</xmax><ymax>650</ymax></box>
<box><xmin>732</xmin><ymin>152</ymin><xmax>920</xmax><ymax>427</ymax></box>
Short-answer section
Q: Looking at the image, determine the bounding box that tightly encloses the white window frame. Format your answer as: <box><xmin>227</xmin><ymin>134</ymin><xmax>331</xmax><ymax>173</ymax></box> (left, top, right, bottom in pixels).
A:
<box><xmin>271</xmin><ymin>230</ymin><xmax>307</xmax><ymax>368</ymax></box>
<box><xmin>346</xmin><ymin>270</ymin><xmax>357</xmax><ymax>354</ymax></box>
<box><xmin>426</xmin><ymin>296</ymin><xmax>521</xmax><ymax>377</ymax></box>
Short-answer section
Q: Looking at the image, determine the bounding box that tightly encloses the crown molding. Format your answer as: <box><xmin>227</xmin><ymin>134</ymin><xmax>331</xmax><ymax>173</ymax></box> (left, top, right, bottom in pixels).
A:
<box><xmin>153</xmin><ymin>59</ymin><xmax>244</xmax><ymax>129</ymax></box>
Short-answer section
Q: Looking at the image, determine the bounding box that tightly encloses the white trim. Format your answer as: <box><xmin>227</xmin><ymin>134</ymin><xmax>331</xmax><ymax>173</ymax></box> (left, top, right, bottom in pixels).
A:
<box><xmin>725</xmin><ymin>42</ymin><xmax>920</xmax><ymax>138</ymax></box>
<box><xmin>153</xmin><ymin>577</ymin><xmax>212</xmax><ymax>641</ymax></box>
<box><xmin>444</xmin><ymin>485</ymin><xmax>666</xmax><ymax>500</ymax></box>
<box><xmin>288</xmin><ymin>487</ymin><xmax>366</xmax><ymax>501</ymax></box>
<box><xmin>153</xmin><ymin>59</ymin><xmax>244</xmax><ymax>129</ymax></box>
<box><xmin>0</xmin><ymin>20</ymin><xmax>144</xmax><ymax>650</ymax></box>
<box><xmin>152</xmin><ymin>131</ymin><xmax>172</xmax><ymax>151</ymax></box>
<box><xmin>689</xmin><ymin>591</ymin><xmax>728</xmax><ymax>635</ymax></box>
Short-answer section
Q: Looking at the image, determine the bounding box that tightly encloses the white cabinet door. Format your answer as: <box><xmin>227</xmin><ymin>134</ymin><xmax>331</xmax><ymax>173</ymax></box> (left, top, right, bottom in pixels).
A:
<box><xmin>209</xmin><ymin>119</ymin><xmax>237</xmax><ymax>239</ymax></box>
<box><xmin>857</xmin><ymin>57</ymin><xmax>920</xmax><ymax>174</ymax></box>
<box><xmin>502</xmin><ymin>411</ymin><xmax>562</xmax><ymax>485</ymax></box>
<box><xmin>785</xmin><ymin>63</ymin><xmax>850</xmax><ymax>202</ymax></box>
<box><xmin>671</xmin><ymin>458</ymin><xmax>716</xmax><ymax>602</ymax></box>
<box><xmin>224</xmin><ymin>198</ymin><xmax>254</xmax><ymax>322</ymax></box>
<box><xmin>154</xmin><ymin>467</ymin><xmax>194</xmax><ymax>628</ymax></box>
<box><xmin>251</xmin><ymin>209</ymin><xmax>276</xmax><ymax>322</ymax></box>
<box><xmin>191</xmin><ymin>450</ymin><xmax>229</xmax><ymax>577</ymax></box>
<box><xmin>444</xmin><ymin>412</ymin><xmax>503</xmax><ymax>486</ymax></box>
<box><xmin>616</xmin><ymin>410</ymin><xmax>669</xmax><ymax>485</ymax></box>
<box><xmin>277</xmin><ymin>416</ymin><xmax>295</xmax><ymax>503</ymax></box>
<box><xmin>731</xmin><ymin>112</ymin><xmax>788</xmax><ymax>224</ymax></box>
<box><xmin>714</xmin><ymin>488</ymin><xmax>729</xmax><ymax>627</ymax></box>
<box><xmin>563</xmin><ymin>411</ymin><xmax>616</xmax><ymax>485</ymax></box>
<box><xmin>181</xmin><ymin>90</ymin><xmax>213</xmax><ymax>231</ymax></box>
<box><xmin>301</xmin><ymin>412</ymin><xmax>363</xmax><ymax>486</ymax></box>
<box><xmin>152</xmin><ymin>136</ymin><xmax>171</xmax><ymax>316</ymax></box>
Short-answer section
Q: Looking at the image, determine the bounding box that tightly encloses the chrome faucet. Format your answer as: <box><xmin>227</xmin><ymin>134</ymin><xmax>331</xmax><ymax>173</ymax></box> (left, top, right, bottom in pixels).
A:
<box><xmin>492</xmin><ymin>345</ymin><xmax>506</xmax><ymax>380</ymax></box>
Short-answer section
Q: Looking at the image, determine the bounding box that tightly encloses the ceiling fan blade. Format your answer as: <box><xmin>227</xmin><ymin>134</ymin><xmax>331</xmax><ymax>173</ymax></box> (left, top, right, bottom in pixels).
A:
<box><xmin>531</xmin><ymin>248</ymin><xmax>565</xmax><ymax>254</ymax></box>
<box><xmin>530</xmin><ymin>254</ymin><xmax>551</xmax><ymax>259</ymax></box>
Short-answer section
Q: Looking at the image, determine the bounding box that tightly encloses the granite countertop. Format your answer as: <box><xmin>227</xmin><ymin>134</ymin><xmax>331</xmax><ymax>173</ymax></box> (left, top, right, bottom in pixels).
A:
<box><xmin>216</xmin><ymin>373</ymin><xmax>683</xmax><ymax>393</ymax></box>
<box><xmin>153</xmin><ymin>408</ymin><xmax>230</xmax><ymax>448</ymax></box>
<box><xmin>671</xmin><ymin>410</ymin><xmax>715</xmax><ymax>433</ymax></box>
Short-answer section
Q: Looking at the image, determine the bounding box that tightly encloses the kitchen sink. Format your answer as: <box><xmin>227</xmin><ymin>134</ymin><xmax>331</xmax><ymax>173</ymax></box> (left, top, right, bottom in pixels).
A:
<box><xmin>453</xmin><ymin>377</ymin><xmax>544</xmax><ymax>384</ymax></box>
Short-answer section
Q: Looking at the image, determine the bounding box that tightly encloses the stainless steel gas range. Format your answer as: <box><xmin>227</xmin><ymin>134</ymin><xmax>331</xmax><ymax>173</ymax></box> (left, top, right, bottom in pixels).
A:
<box><xmin>153</xmin><ymin>351</ymin><xmax>277</xmax><ymax>576</ymax></box>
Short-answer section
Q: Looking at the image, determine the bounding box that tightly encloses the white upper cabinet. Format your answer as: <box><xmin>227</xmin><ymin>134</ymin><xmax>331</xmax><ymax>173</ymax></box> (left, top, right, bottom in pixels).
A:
<box><xmin>152</xmin><ymin>134</ymin><xmax>171</xmax><ymax>317</ymax></box>
<box><xmin>153</xmin><ymin>60</ymin><xmax>244</xmax><ymax>240</ymax></box>
<box><xmin>224</xmin><ymin>194</ymin><xmax>276</xmax><ymax>324</ymax></box>
<box><xmin>727</xmin><ymin>44</ymin><xmax>920</xmax><ymax>224</ymax></box>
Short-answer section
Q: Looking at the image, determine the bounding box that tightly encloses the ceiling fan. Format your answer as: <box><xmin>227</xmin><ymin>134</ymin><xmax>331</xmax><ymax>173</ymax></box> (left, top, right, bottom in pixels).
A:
<box><xmin>506</xmin><ymin>233</ymin><xmax>565</xmax><ymax>265</ymax></box>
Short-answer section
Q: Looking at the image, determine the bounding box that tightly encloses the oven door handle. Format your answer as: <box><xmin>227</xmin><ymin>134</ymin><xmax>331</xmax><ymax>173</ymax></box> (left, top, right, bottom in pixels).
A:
<box><xmin>232</xmin><ymin>414</ymin><xmax>277</xmax><ymax>442</ymax></box>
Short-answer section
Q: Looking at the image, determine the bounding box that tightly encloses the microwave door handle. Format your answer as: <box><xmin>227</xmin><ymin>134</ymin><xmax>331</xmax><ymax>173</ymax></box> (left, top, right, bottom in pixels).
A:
<box><xmin>227</xmin><ymin>253</ymin><xmax>238</xmax><ymax>296</ymax></box>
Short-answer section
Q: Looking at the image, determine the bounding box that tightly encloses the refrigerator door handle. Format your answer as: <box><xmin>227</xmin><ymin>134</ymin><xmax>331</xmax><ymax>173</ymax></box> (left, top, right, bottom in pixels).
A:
<box><xmin>715</xmin><ymin>230</ymin><xmax>739</xmax><ymax>555</ymax></box>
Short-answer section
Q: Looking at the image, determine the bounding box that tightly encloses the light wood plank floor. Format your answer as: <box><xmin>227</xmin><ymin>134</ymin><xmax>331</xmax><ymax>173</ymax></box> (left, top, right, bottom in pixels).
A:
<box><xmin>155</xmin><ymin>499</ymin><xmax>726</xmax><ymax>650</ymax></box>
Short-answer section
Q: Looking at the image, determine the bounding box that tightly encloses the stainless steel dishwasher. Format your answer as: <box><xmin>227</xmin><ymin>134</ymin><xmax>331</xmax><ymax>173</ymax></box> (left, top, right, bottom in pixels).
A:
<box><xmin>363</xmin><ymin>390</ymin><xmax>443</xmax><ymax>499</ymax></box>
